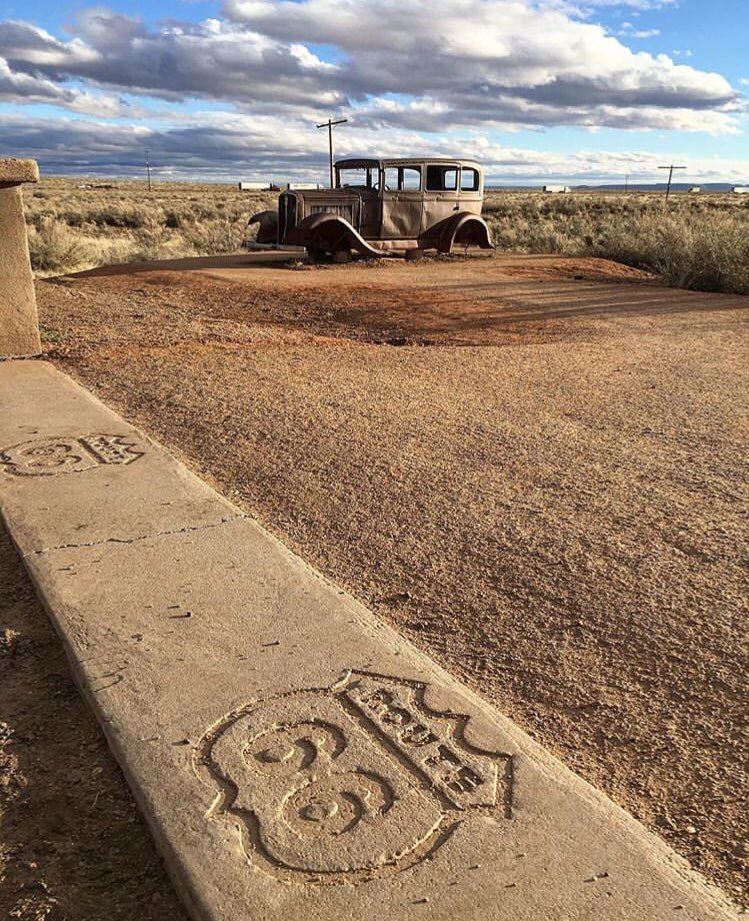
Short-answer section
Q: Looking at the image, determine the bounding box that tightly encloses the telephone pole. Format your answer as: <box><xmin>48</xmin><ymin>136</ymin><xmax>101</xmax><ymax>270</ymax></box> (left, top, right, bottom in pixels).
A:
<box><xmin>316</xmin><ymin>118</ymin><xmax>348</xmax><ymax>188</ymax></box>
<box><xmin>658</xmin><ymin>164</ymin><xmax>686</xmax><ymax>201</ymax></box>
<box><xmin>624</xmin><ymin>174</ymin><xmax>629</xmax><ymax>194</ymax></box>
<box><xmin>145</xmin><ymin>148</ymin><xmax>152</xmax><ymax>192</ymax></box>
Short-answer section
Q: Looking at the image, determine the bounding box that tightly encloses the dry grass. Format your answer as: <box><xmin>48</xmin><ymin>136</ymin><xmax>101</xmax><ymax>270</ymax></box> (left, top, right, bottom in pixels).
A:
<box><xmin>25</xmin><ymin>178</ymin><xmax>276</xmax><ymax>275</ymax></box>
<box><xmin>25</xmin><ymin>178</ymin><xmax>749</xmax><ymax>293</ymax></box>
<box><xmin>483</xmin><ymin>192</ymin><xmax>749</xmax><ymax>294</ymax></box>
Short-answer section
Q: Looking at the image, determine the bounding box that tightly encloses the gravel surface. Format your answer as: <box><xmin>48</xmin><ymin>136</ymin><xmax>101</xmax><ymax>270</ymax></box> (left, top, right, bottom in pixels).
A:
<box><xmin>26</xmin><ymin>254</ymin><xmax>749</xmax><ymax>907</ymax></box>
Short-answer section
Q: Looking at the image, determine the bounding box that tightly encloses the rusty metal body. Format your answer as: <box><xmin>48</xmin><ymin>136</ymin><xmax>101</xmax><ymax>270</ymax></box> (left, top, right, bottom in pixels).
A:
<box><xmin>249</xmin><ymin>157</ymin><xmax>493</xmax><ymax>259</ymax></box>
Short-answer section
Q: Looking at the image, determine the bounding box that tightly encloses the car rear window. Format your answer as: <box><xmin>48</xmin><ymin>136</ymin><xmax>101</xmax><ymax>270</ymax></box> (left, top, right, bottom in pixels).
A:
<box><xmin>461</xmin><ymin>168</ymin><xmax>480</xmax><ymax>192</ymax></box>
<box><xmin>426</xmin><ymin>165</ymin><xmax>459</xmax><ymax>192</ymax></box>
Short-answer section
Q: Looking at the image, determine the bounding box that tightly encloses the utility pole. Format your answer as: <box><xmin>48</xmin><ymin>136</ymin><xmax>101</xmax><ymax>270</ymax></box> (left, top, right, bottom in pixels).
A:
<box><xmin>658</xmin><ymin>164</ymin><xmax>686</xmax><ymax>201</ymax></box>
<box><xmin>316</xmin><ymin>118</ymin><xmax>348</xmax><ymax>188</ymax></box>
<box><xmin>145</xmin><ymin>148</ymin><xmax>152</xmax><ymax>192</ymax></box>
<box><xmin>624</xmin><ymin>174</ymin><xmax>629</xmax><ymax>194</ymax></box>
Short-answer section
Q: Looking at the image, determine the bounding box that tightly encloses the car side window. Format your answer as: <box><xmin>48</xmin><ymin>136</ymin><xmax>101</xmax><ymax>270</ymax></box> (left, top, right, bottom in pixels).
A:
<box><xmin>461</xmin><ymin>168</ymin><xmax>480</xmax><ymax>192</ymax></box>
<box><xmin>426</xmin><ymin>166</ymin><xmax>459</xmax><ymax>192</ymax></box>
<box><xmin>383</xmin><ymin>167</ymin><xmax>421</xmax><ymax>191</ymax></box>
<box><xmin>401</xmin><ymin>167</ymin><xmax>421</xmax><ymax>190</ymax></box>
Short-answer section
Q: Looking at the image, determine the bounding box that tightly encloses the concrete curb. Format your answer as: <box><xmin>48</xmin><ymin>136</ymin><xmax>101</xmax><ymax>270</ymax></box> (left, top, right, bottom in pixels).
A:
<box><xmin>0</xmin><ymin>359</ymin><xmax>739</xmax><ymax>920</ymax></box>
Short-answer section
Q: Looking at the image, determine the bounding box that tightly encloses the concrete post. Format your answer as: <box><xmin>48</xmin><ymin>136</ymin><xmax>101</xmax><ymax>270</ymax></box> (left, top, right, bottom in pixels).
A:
<box><xmin>0</xmin><ymin>158</ymin><xmax>41</xmax><ymax>358</ymax></box>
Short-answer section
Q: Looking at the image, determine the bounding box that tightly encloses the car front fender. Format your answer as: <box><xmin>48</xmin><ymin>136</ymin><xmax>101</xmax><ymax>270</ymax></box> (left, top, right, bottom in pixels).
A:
<box><xmin>284</xmin><ymin>213</ymin><xmax>392</xmax><ymax>258</ymax></box>
<box><xmin>248</xmin><ymin>209</ymin><xmax>279</xmax><ymax>244</ymax></box>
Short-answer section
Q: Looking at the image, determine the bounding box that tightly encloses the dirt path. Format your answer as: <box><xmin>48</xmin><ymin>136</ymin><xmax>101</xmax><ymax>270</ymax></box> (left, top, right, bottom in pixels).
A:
<box><xmin>23</xmin><ymin>254</ymin><xmax>749</xmax><ymax>907</ymax></box>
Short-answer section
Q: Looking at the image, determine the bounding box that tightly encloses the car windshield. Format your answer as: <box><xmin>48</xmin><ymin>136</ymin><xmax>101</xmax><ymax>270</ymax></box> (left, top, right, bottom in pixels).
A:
<box><xmin>336</xmin><ymin>167</ymin><xmax>378</xmax><ymax>189</ymax></box>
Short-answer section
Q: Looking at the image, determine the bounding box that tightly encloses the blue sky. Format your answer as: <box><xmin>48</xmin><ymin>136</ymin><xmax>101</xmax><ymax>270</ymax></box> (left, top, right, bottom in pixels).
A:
<box><xmin>1</xmin><ymin>0</ymin><xmax>747</xmax><ymax>183</ymax></box>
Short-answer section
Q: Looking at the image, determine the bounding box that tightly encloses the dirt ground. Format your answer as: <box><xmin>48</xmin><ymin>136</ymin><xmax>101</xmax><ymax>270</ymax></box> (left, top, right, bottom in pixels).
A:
<box><xmin>0</xmin><ymin>522</ymin><xmax>189</xmax><ymax>920</ymax></box>
<box><xmin>6</xmin><ymin>253</ymin><xmax>747</xmax><ymax>912</ymax></box>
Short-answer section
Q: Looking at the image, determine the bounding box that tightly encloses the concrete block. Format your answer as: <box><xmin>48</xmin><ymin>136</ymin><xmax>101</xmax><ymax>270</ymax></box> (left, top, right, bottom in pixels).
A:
<box><xmin>0</xmin><ymin>157</ymin><xmax>40</xmax><ymax>185</ymax></box>
<box><xmin>0</xmin><ymin>158</ymin><xmax>41</xmax><ymax>358</ymax></box>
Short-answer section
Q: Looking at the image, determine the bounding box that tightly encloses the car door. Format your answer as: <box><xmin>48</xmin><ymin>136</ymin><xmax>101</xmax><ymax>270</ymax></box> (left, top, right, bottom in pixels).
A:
<box><xmin>421</xmin><ymin>163</ymin><xmax>461</xmax><ymax>234</ymax></box>
<box><xmin>380</xmin><ymin>165</ymin><xmax>424</xmax><ymax>240</ymax></box>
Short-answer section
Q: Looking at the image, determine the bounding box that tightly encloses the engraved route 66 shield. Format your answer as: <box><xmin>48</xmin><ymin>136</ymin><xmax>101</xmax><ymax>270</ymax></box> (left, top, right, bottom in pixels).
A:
<box><xmin>1</xmin><ymin>434</ymin><xmax>145</xmax><ymax>476</ymax></box>
<box><xmin>196</xmin><ymin>672</ymin><xmax>513</xmax><ymax>884</ymax></box>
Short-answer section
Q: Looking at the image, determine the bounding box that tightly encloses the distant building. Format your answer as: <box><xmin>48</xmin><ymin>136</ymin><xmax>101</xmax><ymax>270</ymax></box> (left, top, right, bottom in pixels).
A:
<box><xmin>733</xmin><ymin>186</ymin><xmax>749</xmax><ymax>194</ymax></box>
<box><xmin>542</xmin><ymin>184</ymin><xmax>571</xmax><ymax>193</ymax></box>
<box><xmin>239</xmin><ymin>181</ymin><xmax>323</xmax><ymax>191</ymax></box>
<box><xmin>689</xmin><ymin>186</ymin><xmax>702</xmax><ymax>193</ymax></box>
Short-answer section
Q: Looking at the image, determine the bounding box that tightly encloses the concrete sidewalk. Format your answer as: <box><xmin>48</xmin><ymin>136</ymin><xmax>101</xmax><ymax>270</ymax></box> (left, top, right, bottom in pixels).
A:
<box><xmin>0</xmin><ymin>359</ymin><xmax>739</xmax><ymax>921</ymax></box>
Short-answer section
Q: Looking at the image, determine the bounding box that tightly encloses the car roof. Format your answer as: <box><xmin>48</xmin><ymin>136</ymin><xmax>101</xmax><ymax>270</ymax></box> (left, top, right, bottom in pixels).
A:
<box><xmin>335</xmin><ymin>157</ymin><xmax>483</xmax><ymax>170</ymax></box>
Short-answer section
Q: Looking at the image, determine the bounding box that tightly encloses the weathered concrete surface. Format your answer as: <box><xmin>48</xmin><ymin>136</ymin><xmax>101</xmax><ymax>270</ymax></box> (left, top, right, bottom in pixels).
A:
<box><xmin>0</xmin><ymin>361</ymin><xmax>240</xmax><ymax>551</ymax></box>
<box><xmin>0</xmin><ymin>158</ymin><xmax>41</xmax><ymax>358</ymax></box>
<box><xmin>0</xmin><ymin>157</ymin><xmax>40</xmax><ymax>185</ymax></box>
<box><xmin>0</xmin><ymin>360</ymin><xmax>739</xmax><ymax>921</ymax></box>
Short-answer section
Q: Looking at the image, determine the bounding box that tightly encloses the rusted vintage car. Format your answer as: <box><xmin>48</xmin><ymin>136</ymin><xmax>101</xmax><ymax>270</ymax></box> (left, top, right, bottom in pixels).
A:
<box><xmin>249</xmin><ymin>157</ymin><xmax>493</xmax><ymax>260</ymax></box>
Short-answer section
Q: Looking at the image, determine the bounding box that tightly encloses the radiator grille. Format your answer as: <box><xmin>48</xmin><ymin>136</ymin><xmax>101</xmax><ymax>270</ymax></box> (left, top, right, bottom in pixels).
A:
<box><xmin>278</xmin><ymin>192</ymin><xmax>297</xmax><ymax>242</ymax></box>
<box><xmin>310</xmin><ymin>204</ymin><xmax>355</xmax><ymax>224</ymax></box>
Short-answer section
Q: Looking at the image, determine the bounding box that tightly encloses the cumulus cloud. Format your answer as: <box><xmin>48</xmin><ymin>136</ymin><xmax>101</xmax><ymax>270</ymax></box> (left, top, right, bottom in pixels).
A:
<box><xmin>569</xmin><ymin>0</ymin><xmax>676</xmax><ymax>8</ymax></box>
<box><xmin>1</xmin><ymin>111</ymin><xmax>747</xmax><ymax>185</ymax></box>
<box><xmin>0</xmin><ymin>1</ymin><xmax>740</xmax><ymax>133</ymax></box>
<box><xmin>618</xmin><ymin>23</ymin><xmax>660</xmax><ymax>38</ymax></box>
<box><xmin>0</xmin><ymin>0</ymin><xmax>745</xmax><ymax>181</ymax></box>
<box><xmin>0</xmin><ymin>14</ymin><xmax>343</xmax><ymax>109</ymax></box>
<box><xmin>222</xmin><ymin>0</ymin><xmax>738</xmax><ymax>131</ymax></box>
<box><xmin>0</xmin><ymin>53</ymin><xmax>133</xmax><ymax>115</ymax></box>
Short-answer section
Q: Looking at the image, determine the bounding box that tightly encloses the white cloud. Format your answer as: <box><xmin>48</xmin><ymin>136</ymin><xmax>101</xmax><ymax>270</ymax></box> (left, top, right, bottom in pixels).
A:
<box><xmin>572</xmin><ymin>0</ymin><xmax>677</xmax><ymax>8</ymax></box>
<box><xmin>1</xmin><ymin>111</ymin><xmax>747</xmax><ymax>184</ymax></box>
<box><xmin>0</xmin><ymin>54</ymin><xmax>133</xmax><ymax>115</ymax></box>
<box><xmin>0</xmin><ymin>14</ymin><xmax>345</xmax><ymax>108</ymax></box>
<box><xmin>222</xmin><ymin>0</ymin><xmax>738</xmax><ymax>131</ymax></box>
<box><xmin>0</xmin><ymin>2</ymin><xmax>740</xmax><ymax>134</ymax></box>
<box><xmin>618</xmin><ymin>26</ymin><xmax>661</xmax><ymax>38</ymax></box>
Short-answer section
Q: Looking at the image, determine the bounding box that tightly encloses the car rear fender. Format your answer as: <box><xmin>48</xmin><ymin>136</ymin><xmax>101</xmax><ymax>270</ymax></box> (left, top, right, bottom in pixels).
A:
<box><xmin>431</xmin><ymin>212</ymin><xmax>494</xmax><ymax>254</ymax></box>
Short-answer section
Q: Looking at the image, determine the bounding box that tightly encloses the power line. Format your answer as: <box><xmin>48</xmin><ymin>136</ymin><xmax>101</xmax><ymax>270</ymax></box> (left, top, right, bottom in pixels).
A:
<box><xmin>316</xmin><ymin>118</ymin><xmax>348</xmax><ymax>189</ymax></box>
<box><xmin>658</xmin><ymin>164</ymin><xmax>686</xmax><ymax>201</ymax></box>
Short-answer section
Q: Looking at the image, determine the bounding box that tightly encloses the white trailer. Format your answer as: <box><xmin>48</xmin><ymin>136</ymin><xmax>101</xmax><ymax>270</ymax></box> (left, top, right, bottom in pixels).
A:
<box><xmin>732</xmin><ymin>186</ymin><xmax>749</xmax><ymax>194</ymax></box>
<box><xmin>238</xmin><ymin>181</ymin><xmax>273</xmax><ymax>191</ymax></box>
<box><xmin>542</xmin><ymin>184</ymin><xmax>571</xmax><ymax>193</ymax></box>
